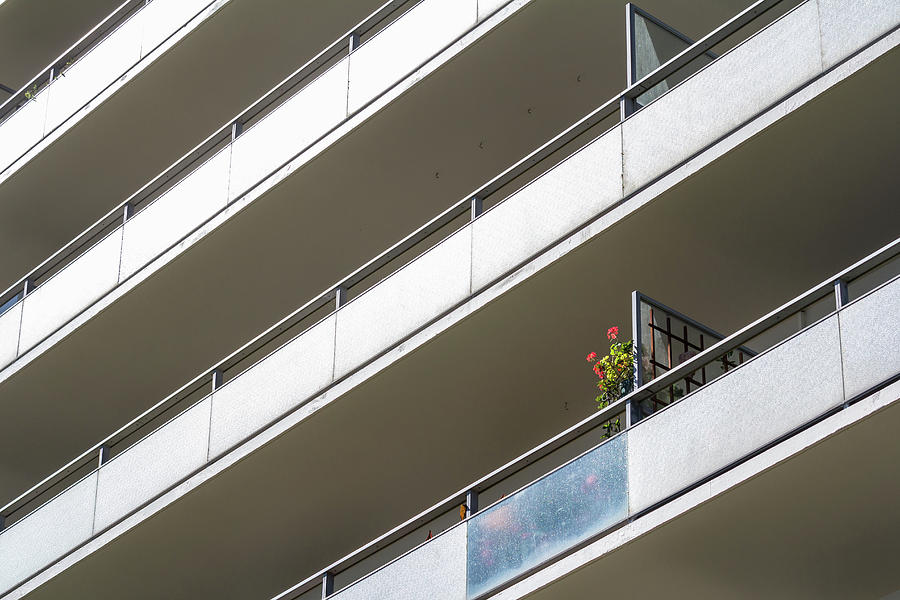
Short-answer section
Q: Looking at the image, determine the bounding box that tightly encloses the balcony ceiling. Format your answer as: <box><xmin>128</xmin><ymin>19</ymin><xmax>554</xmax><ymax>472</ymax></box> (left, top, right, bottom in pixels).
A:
<box><xmin>10</xmin><ymin>37</ymin><xmax>899</xmax><ymax>600</ymax></box>
<box><xmin>0</xmin><ymin>0</ymin><xmax>122</xmax><ymax>93</ymax></box>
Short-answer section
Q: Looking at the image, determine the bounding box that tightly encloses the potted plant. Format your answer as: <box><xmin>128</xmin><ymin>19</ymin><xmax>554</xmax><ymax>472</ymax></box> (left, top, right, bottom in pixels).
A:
<box><xmin>585</xmin><ymin>326</ymin><xmax>635</xmax><ymax>437</ymax></box>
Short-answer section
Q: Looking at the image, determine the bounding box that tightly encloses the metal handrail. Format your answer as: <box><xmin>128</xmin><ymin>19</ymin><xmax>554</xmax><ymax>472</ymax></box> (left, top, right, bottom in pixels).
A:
<box><xmin>270</xmin><ymin>236</ymin><xmax>900</xmax><ymax>600</ymax></box>
<box><xmin>0</xmin><ymin>0</ymin><xmax>413</xmax><ymax>314</ymax></box>
<box><xmin>0</xmin><ymin>0</ymin><xmax>797</xmax><ymax>526</ymax></box>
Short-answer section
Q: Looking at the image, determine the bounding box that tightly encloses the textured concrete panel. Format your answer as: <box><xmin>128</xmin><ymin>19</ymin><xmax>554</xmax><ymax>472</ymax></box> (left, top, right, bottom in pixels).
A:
<box><xmin>209</xmin><ymin>315</ymin><xmax>336</xmax><ymax>458</ymax></box>
<box><xmin>818</xmin><ymin>0</ymin><xmax>900</xmax><ymax>68</ymax></box>
<box><xmin>839</xmin><ymin>276</ymin><xmax>900</xmax><ymax>399</ymax></box>
<box><xmin>471</xmin><ymin>127</ymin><xmax>622</xmax><ymax>292</ymax></box>
<box><xmin>120</xmin><ymin>148</ymin><xmax>231</xmax><ymax>280</ymax></box>
<box><xmin>0</xmin><ymin>472</ymin><xmax>97</xmax><ymax>594</ymax></box>
<box><xmin>333</xmin><ymin>524</ymin><xmax>467</xmax><ymax>600</ymax></box>
<box><xmin>622</xmin><ymin>1</ymin><xmax>822</xmax><ymax>195</ymax></box>
<box><xmin>93</xmin><ymin>398</ymin><xmax>211</xmax><ymax>533</ymax></box>
<box><xmin>0</xmin><ymin>89</ymin><xmax>48</xmax><ymax>173</ymax></box>
<box><xmin>228</xmin><ymin>58</ymin><xmax>349</xmax><ymax>201</ymax></box>
<box><xmin>348</xmin><ymin>0</ymin><xmax>477</xmax><ymax>113</ymax></box>
<box><xmin>44</xmin><ymin>14</ymin><xmax>144</xmax><ymax>133</ymax></box>
<box><xmin>141</xmin><ymin>0</ymin><xmax>212</xmax><ymax>55</ymax></box>
<box><xmin>18</xmin><ymin>228</ymin><xmax>123</xmax><ymax>353</ymax></box>
<box><xmin>628</xmin><ymin>316</ymin><xmax>844</xmax><ymax>514</ymax></box>
<box><xmin>477</xmin><ymin>0</ymin><xmax>508</xmax><ymax>21</ymax></box>
<box><xmin>0</xmin><ymin>300</ymin><xmax>22</xmax><ymax>369</ymax></box>
<box><xmin>334</xmin><ymin>227</ymin><xmax>472</xmax><ymax>378</ymax></box>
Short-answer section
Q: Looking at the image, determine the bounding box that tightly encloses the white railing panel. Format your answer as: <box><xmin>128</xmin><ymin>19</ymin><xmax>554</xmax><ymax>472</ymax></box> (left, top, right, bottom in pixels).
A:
<box><xmin>228</xmin><ymin>57</ymin><xmax>350</xmax><ymax>202</ymax></box>
<box><xmin>818</xmin><ymin>0</ymin><xmax>900</xmax><ymax>68</ymax></box>
<box><xmin>0</xmin><ymin>300</ymin><xmax>21</xmax><ymax>369</ymax></box>
<box><xmin>120</xmin><ymin>147</ymin><xmax>231</xmax><ymax>281</ymax></box>
<box><xmin>18</xmin><ymin>229</ymin><xmax>123</xmax><ymax>354</ymax></box>
<box><xmin>43</xmin><ymin>14</ymin><xmax>145</xmax><ymax>134</ymax></box>
<box><xmin>333</xmin><ymin>524</ymin><xmax>467</xmax><ymax>600</ymax></box>
<box><xmin>140</xmin><ymin>0</ymin><xmax>212</xmax><ymax>56</ymax></box>
<box><xmin>93</xmin><ymin>397</ymin><xmax>212</xmax><ymax>533</ymax></box>
<box><xmin>0</xmin><ymin>473</ymin><xmax>98</xmax><ymax>595</ymax></box>
<box><xmin>839</xmin><ymin>276</ymin><xmax>900</xmax><ymax>399</ymax></box>
<box><xmin>334</xmin><ymin>226</ymin><xmax>472</xmax><ymax>378</ymax></box>
<box><xmin>347</xmin><ymin>0</ymin><xmax>477</xmax><ymax>114</ymax></box>
<box><xmin>471</xmin><ymin>126</ymin><xmax>623</xmax><ymax>293</ymax></box>
<box><xmin>0</xmin><ymin>90</ymin><xmax>48</xmax><ymax>173</ymax></box>
<box><xmin>622</xmin><ymin>1</ymin><xmax>823</xmax><ymax>195</ymax></box>
<box><xmin>208</xmin><ymin>315</ymin><xmax>336</xmax><ymax>459</ymax></box>
<box><xmin>627</xmin><ymin>315</ymin><xmax>844</xmax><ymax>514</ymax></box>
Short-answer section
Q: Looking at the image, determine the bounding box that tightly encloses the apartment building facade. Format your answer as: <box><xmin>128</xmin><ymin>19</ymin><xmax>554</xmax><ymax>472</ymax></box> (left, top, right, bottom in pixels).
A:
<box><xmin>0</xmin><ymin>0</ymin><xmax>898</xmax><ymax>598</ymax></box>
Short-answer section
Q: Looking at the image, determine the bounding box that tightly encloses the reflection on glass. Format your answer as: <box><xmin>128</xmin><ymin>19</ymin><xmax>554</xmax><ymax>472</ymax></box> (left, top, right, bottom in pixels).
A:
<box><xmin>636</xmin><ymin>297</ymin><xmax>755</xmax><ymax>420</ymax></box>
<box><xmin>466</xmin><ymin>435</ymin><xmax>627</xmax><ymax>598</ymax></box>
<box><xmin>0</xmin><ymin>292</ymin><xmax>21</xmax><ymax>317</ymax></box>
<box><xmin>632</xmin><ymin>10</ymin><xmax>713</xmax><ymax>108</ymax></box>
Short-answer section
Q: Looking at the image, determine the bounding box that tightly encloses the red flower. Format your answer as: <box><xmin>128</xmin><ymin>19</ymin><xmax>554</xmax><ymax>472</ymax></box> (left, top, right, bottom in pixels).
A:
<box><xmin>585</xmin><ymin>352</ymin><xmax>597</xmax><ymax>362</ymax></box>
<box><xmin>593</xmin><ymin>364</ymin><xmax>601</xmax><ymax>376</ymax></box>
<box><xmin>599</xmin><ymin>370</ymin><xmax>606</xmax><ymax>380</ymax></box>
<box><xmin>607</xmin><ymin>326</ymin><xmax>619</xmax><ymax>341</ymax></box>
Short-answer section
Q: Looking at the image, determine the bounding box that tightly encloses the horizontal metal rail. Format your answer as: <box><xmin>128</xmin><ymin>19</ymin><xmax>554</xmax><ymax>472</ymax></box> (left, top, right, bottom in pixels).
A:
<box><xmin>270</xmin><ymin>234</ymin><xmax>900</xmax><ymax>600</ymax></box>
<box><xmin>0</xmin><ymin>0</ymin><xmax>145</xmax><ymax>124</ymax></box>
<box><xmin>0</xmin><ymin>0</ymin><xmax>413</xmax><ymax>314</ymax></box>
<box><xmin>0</xmin><ymin>0</ymin><xmax>798</xmax><ymax>528</ymax></box>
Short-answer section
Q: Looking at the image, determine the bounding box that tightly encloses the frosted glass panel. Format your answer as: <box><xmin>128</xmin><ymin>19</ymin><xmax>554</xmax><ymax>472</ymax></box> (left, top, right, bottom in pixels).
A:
<box><xmin>466</xmin><ymin>434</ymin><xmax>627</xmax><ymax>598</ymax></box>
<box><xmin>44</xmin><ymin>14</ymin><xmax>144</xmax><ymax>133</ymax></box>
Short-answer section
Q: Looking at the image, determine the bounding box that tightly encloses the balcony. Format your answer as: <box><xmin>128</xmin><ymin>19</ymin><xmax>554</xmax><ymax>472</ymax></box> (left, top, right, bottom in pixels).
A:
<box><xmin>0</xmin><ymin>0</ymin><xmax>897</xmax><ymax>597</ymax></box>
<box><xmin>0</xmin><ymin>0</ymin><xmax>121</xmax><ymax>97</ymax></box>
<box><xmin>268</xmin><ymin>241</ymin><xmax>900</xmax><ymax>600</ymax></box>
<box><xmin>0</xmin><ymin>0</ymin><xmax>763</xmax><ymax>508</ymax></box>
<box><xmin>0</xmin><ymin>0</ymin><xmax>389</xmax><ymax>286</ymax></box>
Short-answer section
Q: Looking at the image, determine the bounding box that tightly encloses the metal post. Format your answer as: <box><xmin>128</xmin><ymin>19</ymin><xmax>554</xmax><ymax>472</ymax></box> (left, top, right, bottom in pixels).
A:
<box><xmin>627</xmin><ymin>291</ymin><xmax>642</xmax><ymax>429</ymax></box>
<box><xmin>348</xmin><ymin>32</ymin><xmax>361</xmax><ymax>53</ymax></box>
<box><xmin>833</xmin><ymin>279</ymin><xmax>848</xmax><ymax>310</ymax></box>
<box><xmin>231</xmin><ymin>120</ymin><xmax>243</xmax><ymax>141</ymax></box>
<box><xmin>322</xmin><ymin>572</ymin><xmax>334</xmax><ymax>598</ymax></box>
<box><xmin>23</xmin><ymin>277</ymin><xmax>34</xmax><ymax>297</ymax></box>
<box><xmin>334</xmin><ymin>285</ymin><xmax>347</xmax><ymax>310</ymax></box>
<box><xmin>470</xmin><ymin>196</ymin><xmax>483</xmax><ymax>220</ymax></box>
<box><xmin>465</xmin><ymin>489</ymin><xmax>479</xmax><ymax>517</ymax></box>
<box><xmin>98</xmin><ymin>445</ymin><xmax>110</xmax><ymax>468</ymax></box>
<box><xmin>620</xmin><ymin>3</ymin><xmax>637</xmax><ymax>120</ymax></box>
<box><xmin>211</xmin><ymin>368</ymin><xmax>223</xmax><ymax>392</ymax></box>
<box><xmin>123</xmin><ymin>202</ymin><xmax>134</xmax><ymax>224</ymax></box>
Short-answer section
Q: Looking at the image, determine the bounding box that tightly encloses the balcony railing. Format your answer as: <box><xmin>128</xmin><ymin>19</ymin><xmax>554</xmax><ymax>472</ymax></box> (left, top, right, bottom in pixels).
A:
<box><xmin>0</xmin><ymin>0</ymin><xmax>219</xmax><ymax>175</ymax></box>
<box><xmin>0</xmin><ymin>0</ymin><xmax>511</xmax><ymax>370</ymax></box>
<box><xmin>266</xmin><ymin>238</ymin><xmax>900</xmax><ymax>600</ymax></box>
<box><xmin>1</xmin><ymin>0</ymin><xmax>894</xmax><ymax>592</ymax></box>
